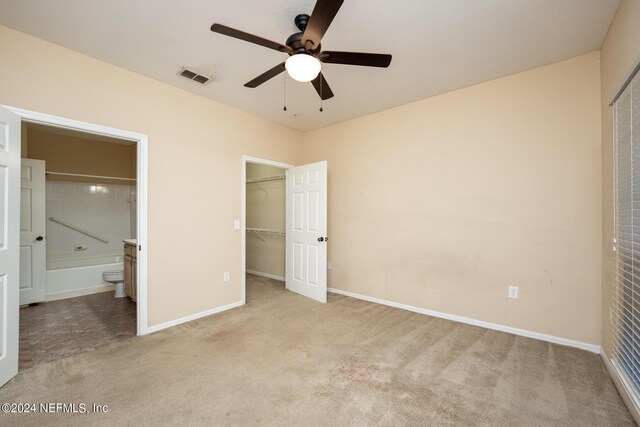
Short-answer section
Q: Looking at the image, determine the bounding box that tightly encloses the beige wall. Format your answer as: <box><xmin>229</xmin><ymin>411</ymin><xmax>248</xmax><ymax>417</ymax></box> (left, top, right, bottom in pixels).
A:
<box><xmin>0</xmin><ymin>24</ymin><xmax>303</xmax><ymax>327</ymax></box>
<box><xmin>0</xmin><ymin>23</ymin><xmax>608</xmax><ymax>345</ymax></box>
<box><xmin>601</xmin><ymin>0</ymin><xmax>640</xmax><ymax>356</ymax></box>
<box><xmin>246</xmin><ymin>164</ymin><xmax>286</xmax><ymax>278</ymax></box>
<box><xmin>303</xmin><ymin>52</ymin><xmax>602</xmax><ymax>345</ymax></box>
<box><xmin>26</xmin><ymin>127</ymin><xmax>135</xmax><ymax>185</ymax></box>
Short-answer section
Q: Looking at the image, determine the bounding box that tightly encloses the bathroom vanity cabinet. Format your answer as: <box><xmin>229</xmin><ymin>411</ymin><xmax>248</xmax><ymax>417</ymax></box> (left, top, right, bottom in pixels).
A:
<box><xmin>124</xmin><ymin>241</ymin><xmax>137</xmax><ymax>302</ymax></box>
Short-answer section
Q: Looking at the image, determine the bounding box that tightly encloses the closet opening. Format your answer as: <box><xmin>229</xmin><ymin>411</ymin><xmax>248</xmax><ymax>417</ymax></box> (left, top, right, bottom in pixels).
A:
<box><xmin>242</xmin><ymin>157</ymin><xmax>291</xmax><ymax>303</ymax></box>
<box><xmin>241</xmin><ymin>155</ymin><xmax>328</xmax><ymax>305</ymax></box>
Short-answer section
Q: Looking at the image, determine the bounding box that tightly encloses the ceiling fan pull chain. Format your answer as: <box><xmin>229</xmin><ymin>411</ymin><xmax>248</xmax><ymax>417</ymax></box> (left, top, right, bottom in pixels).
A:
<box><xmin>283</xmin><ymin>73</ymin><xmax>287</xmax><ymax>112</ymax></box>
<box><xmin>319</xmin><ymin>74</ymin><xmax>324</xmax><ymax>112</ymax></box>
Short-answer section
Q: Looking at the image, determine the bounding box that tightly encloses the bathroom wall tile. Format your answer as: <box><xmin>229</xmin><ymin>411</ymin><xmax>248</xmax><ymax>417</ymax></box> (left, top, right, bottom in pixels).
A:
<box><xmin>46</xmin><ymin>181</ymin><xmax>132</xmax><ymax>262</ymax></box>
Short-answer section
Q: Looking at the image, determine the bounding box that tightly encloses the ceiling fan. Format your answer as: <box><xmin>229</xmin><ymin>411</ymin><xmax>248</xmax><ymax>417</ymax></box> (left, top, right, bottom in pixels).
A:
<box><xmin>210</xmin><ymin>0</ymin><xmax>392</xmax><ymax>100</ymax></box>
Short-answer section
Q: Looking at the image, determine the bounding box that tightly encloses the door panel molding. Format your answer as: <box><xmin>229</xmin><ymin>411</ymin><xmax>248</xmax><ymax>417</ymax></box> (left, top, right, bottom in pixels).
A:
<box><xmin>0</xmin><ymin>106</ymin><xmax>21</xmax><ymax>387</ymax></box>
<box><xmin>286</xmin><ymin>161</ymin><xmax>327</xmax><ymax>303</ymax></box>
<box><xmin>19</xmin><ymin>158</ymin><xmax>45</xmax><ymax>305</ymax></box>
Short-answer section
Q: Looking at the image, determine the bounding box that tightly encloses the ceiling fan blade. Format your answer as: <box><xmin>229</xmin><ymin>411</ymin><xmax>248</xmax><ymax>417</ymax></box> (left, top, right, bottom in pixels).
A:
<box><xmin>211</xmin><ymin>24</ymin><xmax>291</xmax><ymax>54</ymax></box>
<box><xmin>302</xmin><ymin>0</ymin><xmax>344</xmax><ymax>50</ymax></box>
<box><xmin>244</xmin><ymin>62</ymin><xmax>286</xmax><ymax>88</ymax></box>
<box><xmin>311</xmin><ymin>73</ymin><xmax>334</xmax><ymax>100</ymax></box>
<box><xmin>319</xmin><ymin>51</ymin><xmax>392</xmax><ymax>68</ymax></box>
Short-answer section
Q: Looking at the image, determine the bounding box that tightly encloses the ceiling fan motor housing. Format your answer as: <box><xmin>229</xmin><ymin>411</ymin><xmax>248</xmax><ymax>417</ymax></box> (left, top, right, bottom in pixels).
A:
<box><xmin>294</xmin><ymin>14</ymin><xmax>310</xmax><ymax>31</ymax></box>
<box><xmin>287</xmin><ymin>14</ymin><xmax>321</xmax><ymax>54</ymax></box>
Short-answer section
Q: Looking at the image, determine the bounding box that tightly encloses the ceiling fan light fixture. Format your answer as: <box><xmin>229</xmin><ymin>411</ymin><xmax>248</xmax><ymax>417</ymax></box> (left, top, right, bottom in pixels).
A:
<box><xmin>285</xmin><ymin>54</ymin><xmax>321</xmax><ymax>82</ymax></box>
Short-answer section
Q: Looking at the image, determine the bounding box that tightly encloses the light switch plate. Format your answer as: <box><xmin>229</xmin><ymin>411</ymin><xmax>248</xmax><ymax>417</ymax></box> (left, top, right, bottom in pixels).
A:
<box><xmin>224</xmin><ymin>272</ymin><xmax>230</xmax><ymax>282</ymax></box>
<box><xmin>234</xmin><ymin>219</ymin><xmax>240</xmax><ymax>230</ymax></box>
<box><xmin>508</xmin><ymin>286</ymin><xmax>519</xmax><ymax>299</ymax></box>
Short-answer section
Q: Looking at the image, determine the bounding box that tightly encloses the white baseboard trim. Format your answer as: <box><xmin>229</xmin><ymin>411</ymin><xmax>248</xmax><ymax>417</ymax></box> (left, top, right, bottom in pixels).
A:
<box><xmin>246</xmin><ymin>270</ymin><xmax>285</xmax><ymax>282</ymax></box>
<box><xmin>146</xmin><ymin>300</ymin><xmax>244</xmax><ymax>334</ymax></box>
<box><xmin>327</xmin><ymin>287</ymin><xmax>601</xmax><ymax>353</ymax></box>
<box><xmin>46</xmin><ymin>284</ymin><xmax>115</xmax><ymax>302</ymax></box>
<box><xmin>601</xmin><ymin>349</ymin><xmax>640</xmax><ymax>425</ymax></box>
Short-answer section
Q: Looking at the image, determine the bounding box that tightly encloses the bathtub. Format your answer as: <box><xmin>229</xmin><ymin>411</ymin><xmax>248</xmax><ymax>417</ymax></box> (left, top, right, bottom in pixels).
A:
<box><xmin>46</xmin><ymin>255</ymin><xmax>124</xmax><ymax>301</ymax></box>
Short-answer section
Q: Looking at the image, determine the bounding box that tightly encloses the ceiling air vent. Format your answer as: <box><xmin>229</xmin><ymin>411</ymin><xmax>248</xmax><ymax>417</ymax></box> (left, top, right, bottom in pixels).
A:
<box><xmin>178</xmin><ymin>67</ymin><xmax>212</xmax><ymax>85</ymax></box>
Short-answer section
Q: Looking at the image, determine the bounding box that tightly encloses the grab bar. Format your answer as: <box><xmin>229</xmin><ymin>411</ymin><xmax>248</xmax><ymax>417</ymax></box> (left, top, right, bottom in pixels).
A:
<box><xmin>49</xmin><ymin>217</ymin><xmax>109</xmax><ymax>244</ymax></box>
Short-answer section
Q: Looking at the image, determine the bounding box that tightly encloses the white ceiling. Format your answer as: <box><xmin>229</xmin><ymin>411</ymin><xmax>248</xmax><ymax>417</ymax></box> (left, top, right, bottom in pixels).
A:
<box><xmin>0</xmin><ymin>0</ymin><xmax>620</xmax><ymax>132</ymax></box>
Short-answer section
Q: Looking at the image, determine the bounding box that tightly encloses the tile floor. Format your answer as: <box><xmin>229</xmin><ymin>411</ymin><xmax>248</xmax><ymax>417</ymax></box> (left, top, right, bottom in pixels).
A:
<box><xmin>19</xmin><ymin>292</ymin><xmax>136</xmax><ymax>370</ymax></box>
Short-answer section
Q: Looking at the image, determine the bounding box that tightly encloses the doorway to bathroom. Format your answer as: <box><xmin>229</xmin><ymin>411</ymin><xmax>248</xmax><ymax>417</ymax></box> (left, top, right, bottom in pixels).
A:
<box><xmin>18</xmin><ymin>122</ymin><xmax>139</xmax><ymax>370</ymax></box>
<box><xmin>0</xmin><ymin>110</ymin><xmax>148</xmax><ymax>380</ymax></box>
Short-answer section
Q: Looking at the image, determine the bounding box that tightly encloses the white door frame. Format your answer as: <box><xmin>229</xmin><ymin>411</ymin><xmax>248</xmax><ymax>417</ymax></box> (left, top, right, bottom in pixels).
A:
<box><xmin>241</xmin><ymin>155</ymin><xmax>293</xmax><ymax>304</ymax></box>
<box><xmin>2</xmin><ymin>105</ymin><xmax>150</xmax><ymax>336</ymax></box>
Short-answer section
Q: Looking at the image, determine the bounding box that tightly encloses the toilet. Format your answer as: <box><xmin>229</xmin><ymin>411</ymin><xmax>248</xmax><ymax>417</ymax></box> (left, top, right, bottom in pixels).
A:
<box><xmin>103</xmin><ymin>269</ymin><xmax>125</xmax><ymax>298</ymax></box>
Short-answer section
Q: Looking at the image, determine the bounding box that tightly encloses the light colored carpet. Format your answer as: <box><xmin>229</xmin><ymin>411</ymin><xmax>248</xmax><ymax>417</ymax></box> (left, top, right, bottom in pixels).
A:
<box><xmin>0</xmin><ymin>274</ymin><xmax>634</xmax><ymax>426</ymax></box>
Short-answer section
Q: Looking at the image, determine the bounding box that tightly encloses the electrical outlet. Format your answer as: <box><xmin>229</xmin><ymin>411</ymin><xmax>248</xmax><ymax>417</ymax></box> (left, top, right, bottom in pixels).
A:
<box><xmin>508</xmin><ymin>286</ymin><xmax>519</xmax><ymax>299</ymax></box>
<box><xmin>327</xmin><ymin>261</ymin><xmax>332</xmax><ymax>270</ymax></box>
<box><xmin>223</xmin><ymin>272</ymin><xmax>230</xmax><ymax>282</ymax></box>
<box><xmin>234</xmin><ymin>219</ymin><xmax>240</xmax><ymax>230</ymax></box>
<box><xmin>74</xmin><ymin>243</ymin><xmax>87</xmax><ymax>251</ymax></box>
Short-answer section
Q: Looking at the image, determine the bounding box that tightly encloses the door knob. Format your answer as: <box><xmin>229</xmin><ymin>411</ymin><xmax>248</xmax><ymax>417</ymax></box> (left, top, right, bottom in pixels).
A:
<box><xmin>318</xmin><ymin>237</ymin><xmax>324</xmax><ymax>242</ymax></box>
<box><xmin>36</xmin><ymin>236</ymin><xmax>44</xmax><ymax>241</ymax></box>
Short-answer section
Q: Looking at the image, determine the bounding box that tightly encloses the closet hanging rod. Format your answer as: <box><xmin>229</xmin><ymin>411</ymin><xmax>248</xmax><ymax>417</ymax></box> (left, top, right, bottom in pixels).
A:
<box><xmin>49</xmin><ymin>216</ymin><xmax>109</xmax><ymax>244</ymax></box>
<box><xmin>246</xmin><ymin>174</ymin><xmax>286</xmax><ymax>184</ymax></box>
<box><xmin>46</xmin><ymin>171</ymin><xmax>136</xmax><ymax>182</ymax></box>
<box><xmin>246</xmin><ymin>227</ymin><xmax>286</xmax><ymax>236</ymax></box>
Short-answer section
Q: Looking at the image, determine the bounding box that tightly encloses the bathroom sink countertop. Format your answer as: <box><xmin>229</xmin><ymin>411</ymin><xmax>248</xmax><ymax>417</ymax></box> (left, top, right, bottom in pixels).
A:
<box><xmin>123</xmin><ymin>239</ymin><xmax>137</xmax><ymax>245</ymax></box>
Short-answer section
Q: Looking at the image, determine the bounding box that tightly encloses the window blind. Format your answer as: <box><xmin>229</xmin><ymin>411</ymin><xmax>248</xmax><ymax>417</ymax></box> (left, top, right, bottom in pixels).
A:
<box><xmin>613</xmin><ymin>70</ymin><xmax>640</xmax><ymax>397</ymax></box>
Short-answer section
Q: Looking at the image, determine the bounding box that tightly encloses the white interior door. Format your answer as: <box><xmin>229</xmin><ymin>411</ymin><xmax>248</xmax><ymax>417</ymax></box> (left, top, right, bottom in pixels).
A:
<box><xmin>20</xmin><ymin>158</ymin><xmax>46</xmax><ymax>305</ymax></box>
<box><xmin>0</xmin><ymin>106</ymin><xmax>21</xmax><ymax>387</ymax></box>
<box><xmin>286</xmin><ymin>161</ymin><xmax>327</xmax><ymax>303</ymax></box>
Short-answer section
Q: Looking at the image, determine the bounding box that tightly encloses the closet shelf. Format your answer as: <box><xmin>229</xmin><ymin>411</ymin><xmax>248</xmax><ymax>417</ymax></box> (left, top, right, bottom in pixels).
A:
<box><xmin>246</xmin><ymin>174</ymin><xmax>285</xmax><ymax>184</ymax></box>
<box><xmin>246</xmin><ymin>228</ymin><xmax>285</xmax><ymax>238</ymax></box>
